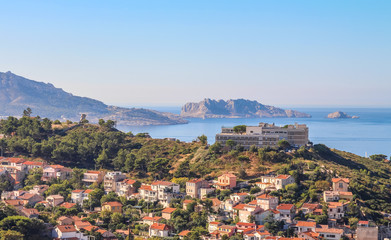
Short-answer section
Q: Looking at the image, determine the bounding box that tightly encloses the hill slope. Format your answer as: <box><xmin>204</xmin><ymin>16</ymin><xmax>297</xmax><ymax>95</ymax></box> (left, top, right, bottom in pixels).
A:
<box><xmin>181</xmin><ymin>98</ymin><xmax>311</xmax><ymax>118</ymax></box>
<box><xmin>0</xmin><ymin>71</ymin><xmax>187</xmax><ymax>126</ymax></box>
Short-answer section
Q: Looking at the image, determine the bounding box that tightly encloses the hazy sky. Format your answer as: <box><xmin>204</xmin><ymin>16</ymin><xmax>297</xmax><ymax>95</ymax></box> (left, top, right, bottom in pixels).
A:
<box><xmin>1</xmin><ymin>1</ymin><xmax>390</xmax><ymax>107</ymax></box>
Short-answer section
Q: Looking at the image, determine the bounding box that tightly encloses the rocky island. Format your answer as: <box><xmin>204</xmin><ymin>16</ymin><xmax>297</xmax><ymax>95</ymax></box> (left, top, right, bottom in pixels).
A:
<box><xmin>0</xmin><ymin>71</ymin><xmax>188</xmax><ymax>126</ymax></box>
<box><xmin>181</xmin><ymin>98</ymin><xmax>311</xmax><ymax>118</ymax></box>
<box><xmin>327</xmin><ymin>111</ymin><xmax>359</xmax><ymax>119</ymax></box>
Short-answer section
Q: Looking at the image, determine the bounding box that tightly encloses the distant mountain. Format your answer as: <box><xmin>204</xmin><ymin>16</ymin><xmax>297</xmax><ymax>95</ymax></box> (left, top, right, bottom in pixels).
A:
<box><xmin>181</xmin><ymin>98</ymin><xmax>311</xmax><ymax>118</ymax></box>
<box><xmin>0</xmin><ymin>71</ymin><xmax>187</xmax><ymax>126</ymax></box>
<box><xmin>327</xmin><ymin>111</ymin><xmax>359</xmax><ymax>119</ymax></box>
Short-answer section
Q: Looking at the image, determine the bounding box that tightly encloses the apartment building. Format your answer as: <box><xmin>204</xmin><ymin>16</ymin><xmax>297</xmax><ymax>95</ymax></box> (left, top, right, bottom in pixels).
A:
<box><xmin>103</xmin><ymin>172</ymin><xmax>126</xmax><ymax>193</ymax></box>
<box><xmin>42</xmin><ymin>165</ymin><xmax>72</xmax><ymax>182</ymax></box>
<box><xmin>186</xmin><ymin>179</ymin><xmax>211</xmax><ymax>199</ymax></box>
<box><xmin>256</xmin><ymin>174</ymin><xmax>295</xmax><ymax>191</ymax></box>
<box><xmin>216</xmin><ymin>122</ymin><xmax>309</xmax><ymax>149</ymax></box>
<box><xmin>82</xmin><ymin>170</ymin><xmax>104</xmax><ymax>186</ymax></box>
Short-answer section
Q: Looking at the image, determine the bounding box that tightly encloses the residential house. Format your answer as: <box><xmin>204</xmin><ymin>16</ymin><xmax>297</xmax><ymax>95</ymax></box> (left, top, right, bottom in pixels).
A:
<box><xmin>22</xmin><ymin>161</ymin><xmax>45</xmax><ymax>173</ymax></box>
<box><xmin>208</xmin><ymin>222</ymin><xmax>223</xmax><ymax>233</ymax></box>
<box><xmin>230</xmin><ymin>192</ymin><xmax>249</xmax><ymax>203</ymax></box>
<box><xmin>82</xmin><ymin>170</ymin><xmax>104</xmax><ymax>186</ymax></box>
<box><xmin>20</xmin><ymin>207</ymin><xmax>39</xmax><ymax>218</ymax></box>
<box><xmin>57</xmin><ymin>216</ymin><xmax>74</xmax><ymax>225</ymax></box>
<box><xmin>151</xmin><ymin>181</ymin><xmax>180</xmax><ymax>207</ymax></box>
<box><xmin>315</xmin><ymin>225</ymin><xmax>344</xmax><ymax>240</ymax></box>
<box><xmin>254</xmin><ymin>193</ymin><xmax>279</xmax><ymax>210</ymax></box>
<box><xmin>216</xmin><ymin>173</ymin><xmax>237</xmax><ymax>190</ymax></box>
<box><xmin>162</xmin><ymin>207</ymin><xmax>177</xmax><ymax>220</ymax></box>
<box><xmin>294</xmin><ymin>221</ymin><xmax>317</xmax><ymax>233</ymax></box>
<box><xmin>331</xmin><ymin>178</ymin><xmax>349</xmax><ymax>192</ymax></box>
<box><xmin>46</xmin><ymin>194</ymin><xmax>64</xmax><ymax>207</ymax></box>
<box><xmin>102</xmin><ymin>201</ymin><xmax>123</xmax><ymax>213</ymax></box>
<box><xmin>138</xmin><ymin>185</ymin><xmax>157</xmax><ymax>202</ymax></box>
<box><xmin>17</xmin><ymin>192</ymin><xmax>43</xmax><ymax>206</ymax></box>
<box><xmin>276</xmin><ymin>204</ymin><xmax>296</xmax><ymax>223</ymax></box>
<box><xmin>236</xmin><ymin>222</ymin><xmax>256</xmax><ymax>233</ymax></box>
<box><xmin>29</xmin><ymin>185</ymin><xmax>49</xmax><ymax>195</ymax></box>
<box><xmin>142</xmin><ymin>216</ymin><xmax>164</xmax><ymax>226</ymax></box>
<box><xmin>327</xmin><ymin>202</ymin><xmax>348</xmax><ymax>220</ymax></box>
<box><xmin>233</xmin><ymin>204</ymin><xmax>264</xmax><ymax>224</ymax></box>
<box><xmin>52</xmin><ymin>225</ymin><xmax>87</xmax><ymax>240</ymax></box>
<box><xmin>298</xmin><ymin>231</ymin><xmax>320</xmax><ymax>240</ymax></box>
<box><xmin>178</xmin><ymin>230</ymin><xmax>192</xmax><ymax>239</ymax></box>
<box><xmin>149</xmin><ymin>223</ymin><xmax>171</xmax><ymax>237</ymax></box>
<box><xmin>183</xmin><ymin>199</ymin><xmax>195</xmax><ymax>210</ymax></box>
<box><xmin>42</xmin><ymin>165</ymin><xmax>72</xmax><ymax>182</ymax></box>
<box><xmin>301</xmin><ymin>203</ymin><xmax>321</xmax><ymax>215</ymax></box>
<box><xmin>103</xmin><ymin>172</ymin><xmax>126</xmax><ymax>193</ymax></box>
<box><xmin>256</xmin><ymin>175</ymin><xmax>295</xmax><ymax>191</ymax></box>
<box><xmin>211</xmin><ymin>225</ymin><xmax>236</xmax><ymax>239</ymax></box>
<box><xmin>3</xmin><ymin>199</ymin><xmax>24</xmax><ymax>210</ymax></box>
<box><xmin>116</xmin><ymin>179</ymin><xmax>137</xmax><ymax>197</ymax></box>
<box><xmin>71</xmin><ymin>189</ymin><xmax>92</xmax><ymax>206</ymax></box>
<box><xmin>186</xmin><ymin>178</ymin><xmax>211</xmax><ymax>199</ymax></box>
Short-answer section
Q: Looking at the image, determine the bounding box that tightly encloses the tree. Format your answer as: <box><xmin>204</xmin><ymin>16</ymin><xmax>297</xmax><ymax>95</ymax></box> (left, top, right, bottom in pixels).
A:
<box><xmin>95</xmin><ymin>150</ymin><xmax>110</xmax><ymax>169</ymax></box>
<box><xmin>197</xmin><ymin>135</ymin><xmax>208</xmax><ymax>145</ymax></box>
<box><xmin>0</xmin><ymin>216</ymin><xmax>46</xmax><ymax>240</ymax></box>
<box><xmin>277</xmin><ymin>139</ymin><xmax>290</xmax><ymax>149</ymax></box>
<box><xmin>226</xmin><ymin>139</ymin><xmax>236</xmax><ymax>150</ymax></box>
<box><xmin>0</xmin><ymin>230</ymin><xmax>24</xmax><ymax>240</ymax></box>
<box><xmin>22</xmin><ymin>108</ymin><xmax>32</xmax><ymax>117</ymax></box>
<box><xmin>369</xmin><ymin>154</ymin><xmax>387</xmax><ymax>161</ymax></box>
<box><xmin>233</xmin><ymin>125</ymin><xmax>246</xmax><ymax>134</ymax></box>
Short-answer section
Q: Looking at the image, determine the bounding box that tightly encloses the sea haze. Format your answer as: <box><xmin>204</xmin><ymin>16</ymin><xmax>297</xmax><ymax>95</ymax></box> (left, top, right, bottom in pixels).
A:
<box><xmin>117</xmin><ymin>107</ymin><xmax>391</xmax><ymax>157</ymax></box>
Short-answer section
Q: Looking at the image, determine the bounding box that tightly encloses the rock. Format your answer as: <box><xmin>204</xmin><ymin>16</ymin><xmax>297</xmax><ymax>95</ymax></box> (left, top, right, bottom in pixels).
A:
<box><xmin>326</xmin><ymin>111</ymin><xmax>359</xmax><ymax>119</ymax></box>
<box><xmin>180</xmin><ymin>98</ymin><xmax>311</xmax><ymax>118</ymax></box>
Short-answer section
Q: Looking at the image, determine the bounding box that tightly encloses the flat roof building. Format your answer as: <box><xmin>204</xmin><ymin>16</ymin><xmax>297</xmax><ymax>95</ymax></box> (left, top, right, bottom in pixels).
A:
<box><xmin>215</xmin><ymin>122</ymin><xmax>309</xmax><ymax>149</ymax></box>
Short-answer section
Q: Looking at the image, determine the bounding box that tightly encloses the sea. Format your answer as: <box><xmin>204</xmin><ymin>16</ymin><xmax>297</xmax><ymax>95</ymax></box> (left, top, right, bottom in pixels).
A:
<box><xmin>117</xmin><ymin>107</ymin><xmax>391</xmax><ymax>157</ymax></box>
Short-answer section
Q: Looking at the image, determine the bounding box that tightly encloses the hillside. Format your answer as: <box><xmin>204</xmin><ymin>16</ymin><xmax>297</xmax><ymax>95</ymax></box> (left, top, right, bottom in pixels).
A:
<box><xmin>2</xmin><ymin>115</ymin><xmax>391</xmax><ymax>221</ymax></box>
<box><xmin>0</xmin><ymin>71</ymin><xmax>187</xmax><ymax>126</ymax></box>
<box><xmin>181</xmin><ymin>98</ymin><xmax>311</xmax><ymax>118</ymax></box>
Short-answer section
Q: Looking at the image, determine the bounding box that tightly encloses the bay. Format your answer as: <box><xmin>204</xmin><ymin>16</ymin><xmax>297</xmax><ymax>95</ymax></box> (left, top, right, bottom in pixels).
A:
<box><xmin>117</xmin><ymin>107</ymin><xmax>391</xmax><ymax>157</ymax></box>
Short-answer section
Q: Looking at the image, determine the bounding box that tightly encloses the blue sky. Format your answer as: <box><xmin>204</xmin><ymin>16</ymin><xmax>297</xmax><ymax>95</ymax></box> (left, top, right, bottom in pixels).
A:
<box><xmin>1</xmin><ymin>0</ymin><xmax>390</xmax><ymax>107</ymax></box>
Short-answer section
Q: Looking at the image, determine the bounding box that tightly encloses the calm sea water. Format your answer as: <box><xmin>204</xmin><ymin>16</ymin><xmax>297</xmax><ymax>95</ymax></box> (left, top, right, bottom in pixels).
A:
<box><xmin>117</xmin><ymin>107</ymin><xmax>391</xmax><ymax>157</ymax></box>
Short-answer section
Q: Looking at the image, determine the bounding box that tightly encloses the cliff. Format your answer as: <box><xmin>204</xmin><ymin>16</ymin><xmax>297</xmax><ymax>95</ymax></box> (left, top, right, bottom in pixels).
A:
<box><xmin>327</xmin><ymin>111</ymin><xmax>359</xmax><ymax>119</ymax></box>
<box><xmin>181</xmin><ymin>98</ymin><xmax>311</xmax><ymax>118</ymax></box>
<box><xmin>0</xmin><ymin>71</ymin><xmax>187</xmax><ymax>126</ymax></box>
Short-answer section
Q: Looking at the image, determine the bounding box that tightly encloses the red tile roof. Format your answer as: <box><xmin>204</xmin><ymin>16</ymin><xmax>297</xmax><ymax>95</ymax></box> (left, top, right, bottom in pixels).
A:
<box><xmin>277</xmin><ymin>204</ymin><xmax>294</xmax><ymax>210</ymax></box>
<box><xmin>151</xmin><ymin>180</ymin><xmax>173</xmax><ymax>186</ymax></box>
<box><xmin>276</xmin><ymin>175</ymin><xmax>291</xmax><ymax>179</ymax></box>
<box><xmin>86</xmin><ymin>170</ymin><xmax>102</xmax><ymax>174</ymax></box>
<box><xmin>188</xmin><ymin>178</ymin><xmax>203</xmax><ymax>183</ymax></box>
<box><xmin>162</xmin><ymin>207</ymin><xmax>177</xmax><ymax>213</ymax></box>
<box><xmin>178</xmin><ymin>230</ymin><xmax>192</xmax><ymax>236</ymax></box>
<box><xmin>84</xmin><ymin>189</ymin><xmax>93</xmax><ymax>194</ymax></box>
<box><xmin>332</xmin><ymin>178</ymin><xmax>349</xmax><ymax>183</ymax></box>
<box><xmin>143</xmin><ymin>216</ymin><xmax>163</xmax><ymax>221</ymax></box>
<box><xmin>296</xmin><ymin>221</ymin><xmax>317</xmax><ymax>228</ymax></box>
<box><xmin>103</xmin><ymin>201</ymin><xmax>123</xmax><ymax>207</ymax></box>
<box><xmin>23</xmin><ymin>161</ymin><xmax>44</xmax><ymax>166</ymax></box>
<box><xmin>72</xmin><ymin>189</ymin><xmax>84</xmax><ymax>193</ymax></box>
<box><xmin>60</xmin><ymin>202</ymin><xmax>77</xmax><ymax>209</ymax></box>
<box><xmin>123</xmin><ymin>179</ymin><xmax>136</xmax><ymax>185</ymax></box>
<box><xmin>233</xmin><ymin>204</ymin><xmax>247</xmax><ymax>210</ymax></box>
<box><xmin>139</xmin><ymin>185</ymin><xmax>153</xmax><ymax>191</ymax></box>
<box><xmin>257</xmin><ymin>193</ymin><xmax>276</xmax><ymax>199</ymax></box>
<box><xmin>57</xmin><ymin>225</ymin><xmax>77</xmax><ymax>233</ymax></box>
<box><xmin>150</xmin><ymin>223</ymin><xmax>170</xmax><ymax>230</ymax></box>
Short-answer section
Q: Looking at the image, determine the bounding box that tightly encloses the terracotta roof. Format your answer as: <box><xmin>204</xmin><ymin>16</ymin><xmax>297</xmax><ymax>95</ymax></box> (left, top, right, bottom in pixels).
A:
<box><xmin>248</xmin><ymin>200</ymin><xmax>258</xmax><ymax>205</ymax></box>
<box><xmin>332</xmin><ymin>178</ymin><xmax>350</xmax><ymax>183</ymax></box>
<box><xmin>72</xmin><ymin>189</ymin><xmax>84</xmax><ymax>193</ymax></box>
<box><xmin>81</xmin><ymin>225</ymin><xmax>99</xmax><ymax>231</ymax></box>
<box><xmin>236</xmin><ymin>222</ymin><xmax>256</xmax><ymax>227</ymax></box>
<box><xmin>183</xmin><ymin>199</ymin><xmax>194</xmax><ymax>204</ymax></box>
<box><xmin>150</xmin><ymin>223</ymin><xmax>170</xmax><ymax>230</ymax></box>
<box><xmin>178</xmin><ymin>230</ymin><xmax>191</xmax><ymax>236</ymax></box>
<box><xmin>139</xmin><ymin>185</ymin><xmax>153</xmax><ymax>191</ymax></box>
<box><xmin>123</xmin><ymin>179</ymin><xmax>136</xmax><ymax>185</ymax></box>
<box><xmin>276</xmin><ymin>174</ymin><xmax>291</xmax><ymax>179</ymax></box>
<box><xmin>84</xmin><ymin>189</ymin><xmax>93</xmax><ymax>194</ymax></box>
<box><xmin>219</xmin><ymin>225</ymin><xmax>236</xmax><ymax>230</ymax></box>
<box><xmin>151</xmin><ymin>180</ymin><xmax>173</xmax><ymax>186</ymax></box>
<box><xmin>47</xmin><ymin>194</ymin><xmax>64</xmax><ymax>200</ymax></box>
<box><xmin>86</xmin><ymin>170</ymin><xmax>102</xmax><ymax>174</ymax></box>
<box><xmin>315</xmin><ymin>227</ymin><xmax>343</xmax><ymax>234</ymax></box>
<box><xmin>328</xmin><ymin>202</ymin><xmax>344</xmax><ymax>207</ymax></box>
<box><xmin>23</xmin><ymin>161</ymin><xmax>44</xmax><ymax>166</ymax></box>
<box><xmin>188</xmin><ymin>178</ymin><xmax>203</xmax><ymax>183</ymax></box>
<box><xmin>257</xmin><ymin>193</ymin><xmax>276</xmax><ymax>199</ymax></box>
<box><xmin>358</xmin><ymin>220</ymin><xmax>369</xmax><ymax>225</ymax></box>
<box><xmin>57</xmin><ymin>225</ymin><xmax>77</xmax><ymax>233</ymax></box>
<box><xmin>296</xmin><ymin>221</ymin><xmax>317</xmax><ymax>228</ymax></box>
<box><xmin>300</xmin><ymin>231</ymin><xmax>320</xmax><ymax>238</ymax></box>
<box><xmin>74</xmin><ymin>220</ymin><xmax>92</xmax><ymax>228</ymax></box>
<box><xmin>220</xmin><ymin>173</ymin><xmax>236</xmax><ymax>178</ymax></box>
<box><xmin>233</xmin><ymin>204</ymin><xmax>247</xmax><ymax>210</ymax></box>
<box><xmin>4</xmin><ymin>200</ymin><xmax>24</xmax><ymax>206</ymax></box>
<box><xmin>143</xmin><ymin>216</ymin><xmax>163</xmax><ymax>221</ymax></box>
<box><xmin>103</xmin><ymin>201</ymin><xmax>123</xmax><ymax>207</ymax></box>
<box><xmin>210</xmin><ymin>198</ymin><xmax>221</xmax><ymax>206</ymax></box>
<box><xmin>3</xmin><ymin>158</ymin><xmax>26</xmax><ymax>163</ymax></box>
<box><xmin>57</xmin><ymin>216</ymin><xmax>71</xmax><ymax>221</ymax></box>
<box><xmin>60</xmin><ymin>202</ymin><xmax>76</xmax><ymax>209</ymax></box>
<box><xmin>162</xmin><ymin>207</ymin><xmax>177</xmax><ymax>213</ymax></box>
<box><xmin>17</xmin><ymin>193</ymin><xmax>36</xmax><ymax>200</ymax></box>
<box><xmin>209</xmin><ymin>222</ymin><xmax>221</xmax><ymax>225</ymax></box>
<box><xmin>21</xmin><ymin>208</ymin><xmax>39</xmax><ymax>215</ymax></box>
<box><xmin>49</xmin><ymin>165</ymin><xmax>65</xmax><ymax>169</ymax></box>
<box><xmin>236</xmin><ymin>192</ymin><xmax>248</xmax><ymax>196</ymax></box>
<box><xmin>301</xmin><ymin>203</ymin><xmax>320</xmax><ymax>210</ymax></box>
<box><xmin>277</xmin><ymin>204</ymin><xmax>294</xmax><ymax>210</ymax></box>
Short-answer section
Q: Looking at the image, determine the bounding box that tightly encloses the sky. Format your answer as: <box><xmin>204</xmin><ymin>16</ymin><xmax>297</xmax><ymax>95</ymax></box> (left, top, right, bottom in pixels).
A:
<box><xmin>1</xmin><ymin>0</ymin><xmax>390</xmax><ymax>107</ymax></box>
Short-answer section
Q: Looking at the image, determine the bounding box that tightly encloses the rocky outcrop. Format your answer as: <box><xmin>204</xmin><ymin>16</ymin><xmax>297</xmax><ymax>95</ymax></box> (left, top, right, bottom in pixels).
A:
<box><xmin>181</xmin><ymin>98</ymin><xmax>311</xmax><ymax>118</ymax></box>
<box><xmin>0</xmin><ymin>71</ymin><xmax>188</xmax><ymax>126</ymax></box>
<box><xmin>326</xmin><ymin>111</ymin><xmax>359</xmax><ymax>119</ymax></box>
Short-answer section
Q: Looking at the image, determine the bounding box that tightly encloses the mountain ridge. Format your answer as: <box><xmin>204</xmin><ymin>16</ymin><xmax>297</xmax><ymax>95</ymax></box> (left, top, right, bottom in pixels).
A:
<box><xmin>0</xmin><ymin>71</ymin><xmax>188</xmax><ymax>126</ymax></box>
<box><xmin>181</xmin><ymin>98</ymin><xmax>311</xmax><ymax>118</ymax></box>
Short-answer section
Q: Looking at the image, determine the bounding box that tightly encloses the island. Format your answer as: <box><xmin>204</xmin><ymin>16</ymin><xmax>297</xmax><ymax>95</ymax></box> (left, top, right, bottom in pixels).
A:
<box><xmin>181</xmin><ymin>98</ymin><xmax>311</xmax><ymax>118</ymax></box>
<box><xmin>327</xmin><ymin>111</ymin><xmax>359</xmax><ymax>119</ymax></box>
